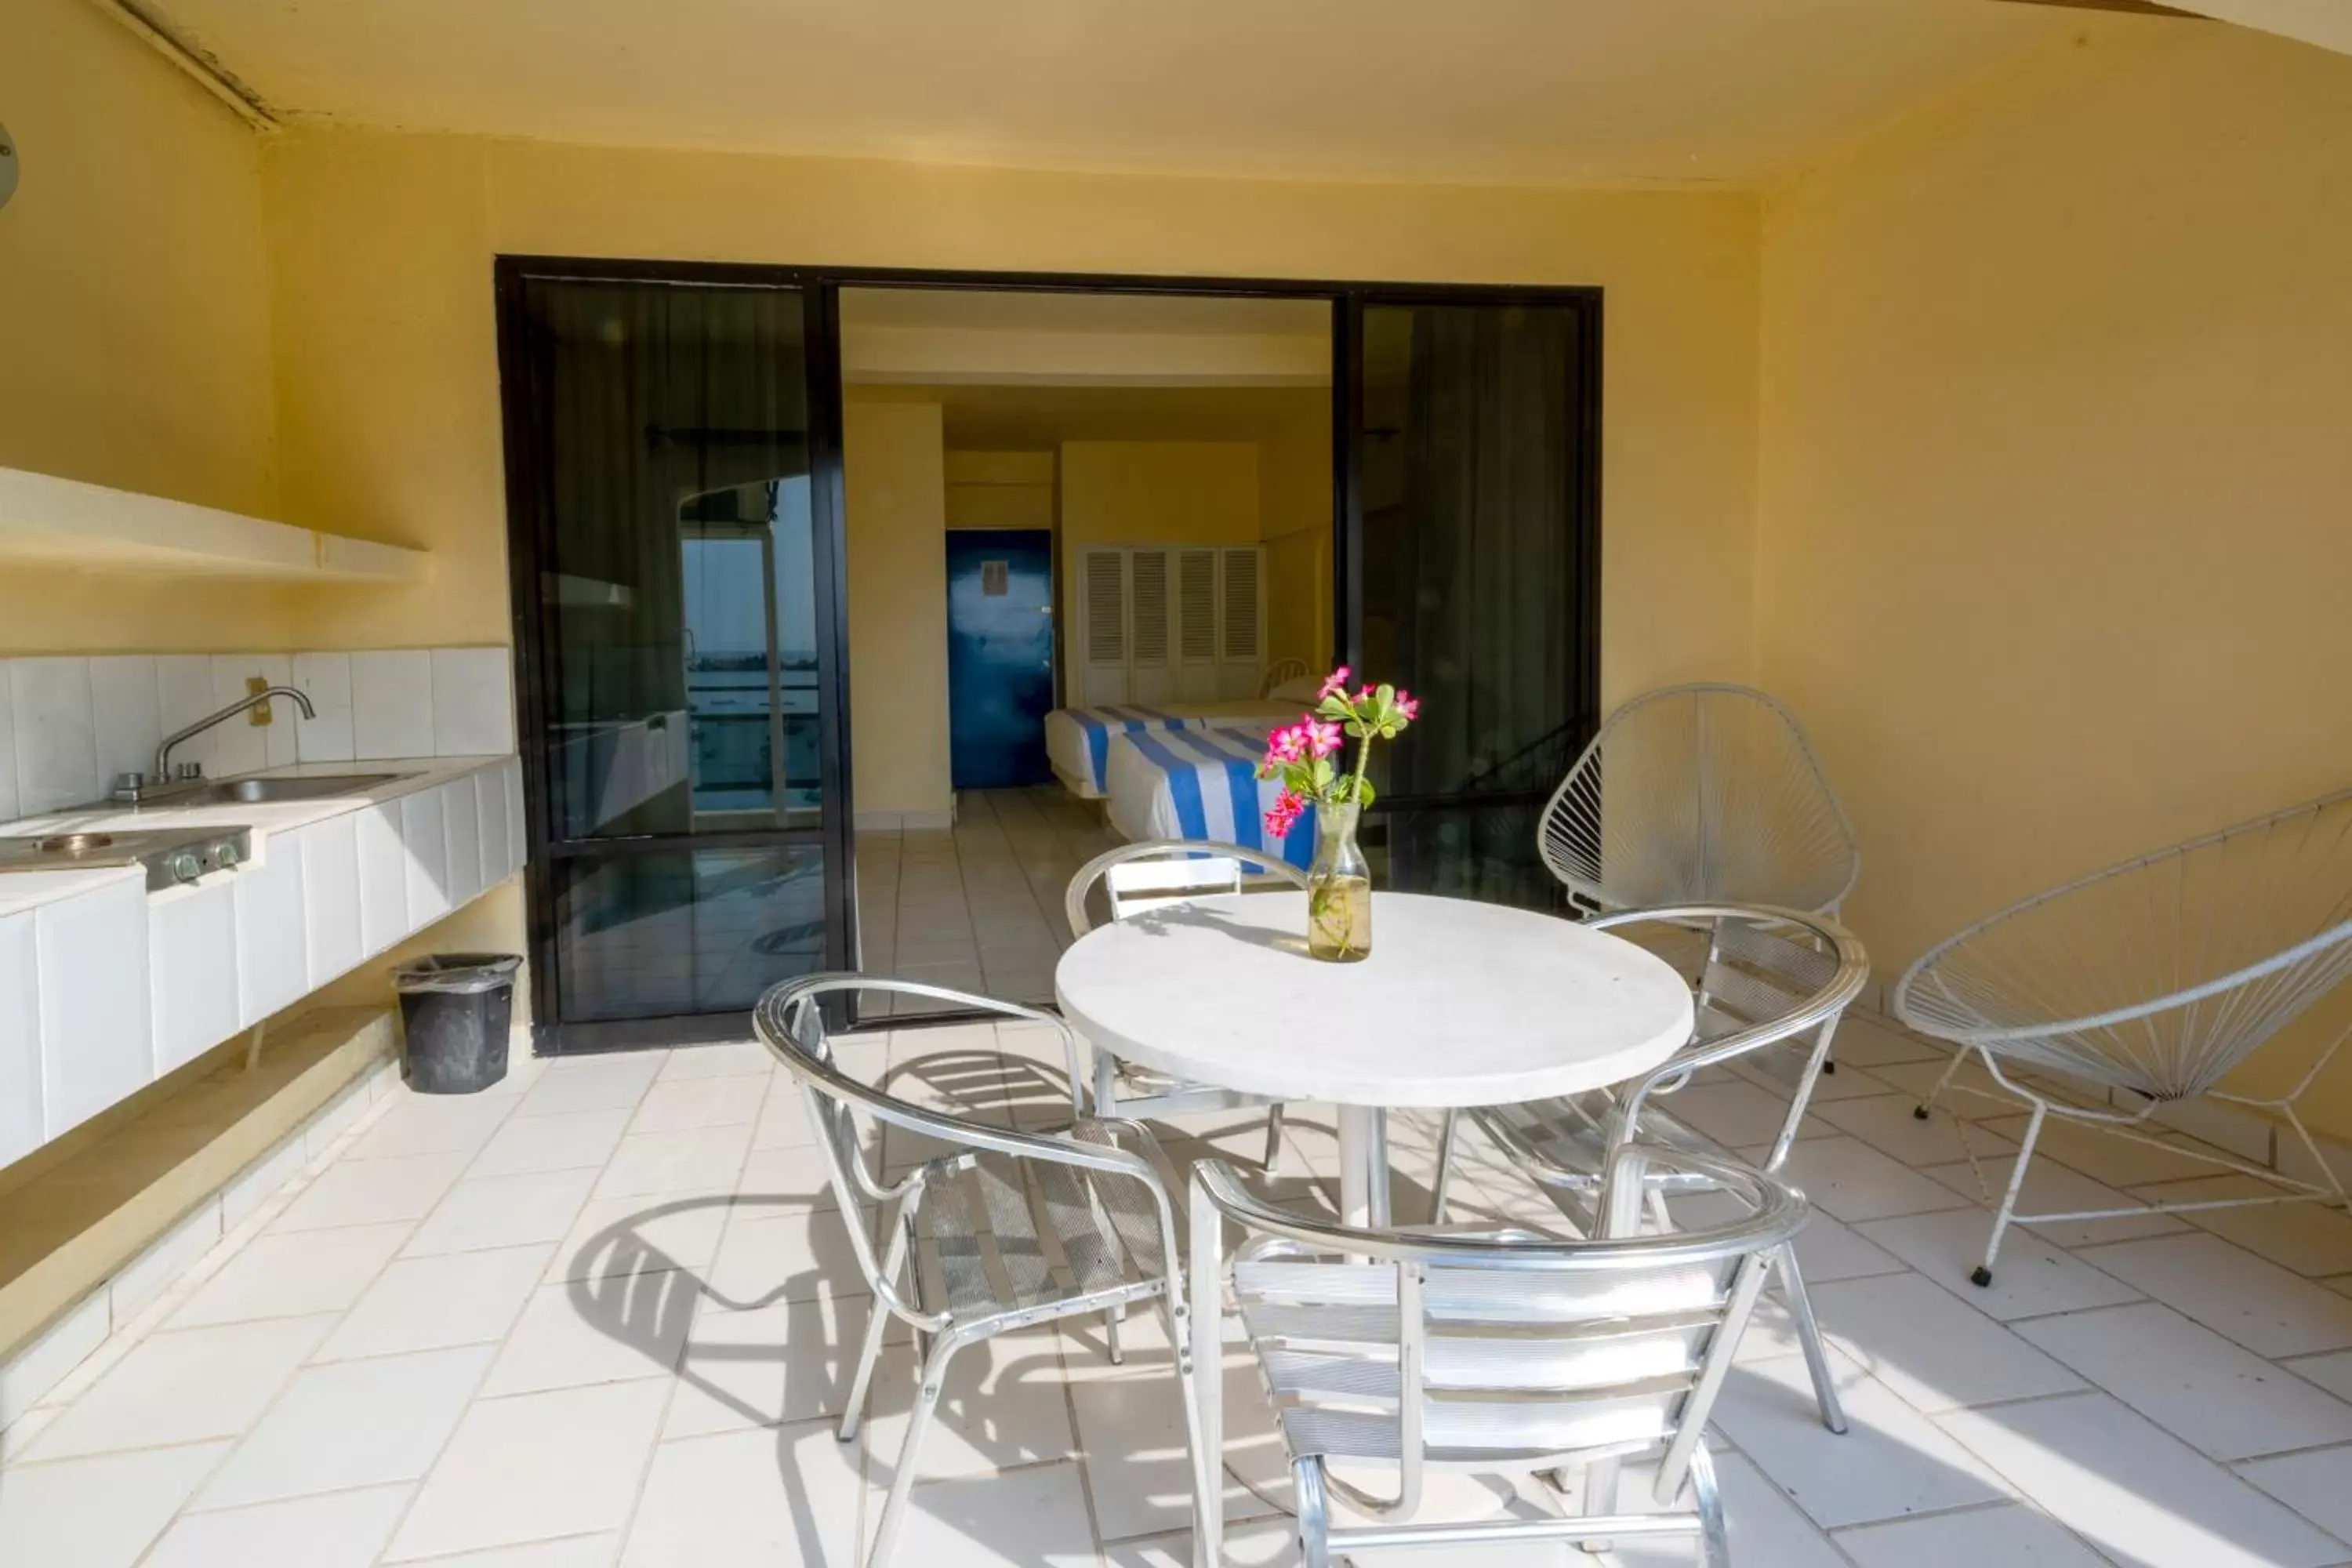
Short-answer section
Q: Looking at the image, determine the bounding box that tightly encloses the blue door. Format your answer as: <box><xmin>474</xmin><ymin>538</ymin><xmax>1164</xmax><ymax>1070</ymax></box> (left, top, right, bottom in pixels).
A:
<box><xmin>946</xmin><ymin>529</ymin><xmax>1055</xmax><ymax>789</ymax></box>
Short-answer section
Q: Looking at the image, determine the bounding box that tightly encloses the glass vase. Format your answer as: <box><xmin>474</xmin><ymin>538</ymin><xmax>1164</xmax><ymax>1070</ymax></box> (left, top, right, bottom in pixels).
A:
<box><xmin>1305</xmin><ymin>802</ymin><xmax>1373</xmax><ymax>962</ymax></box>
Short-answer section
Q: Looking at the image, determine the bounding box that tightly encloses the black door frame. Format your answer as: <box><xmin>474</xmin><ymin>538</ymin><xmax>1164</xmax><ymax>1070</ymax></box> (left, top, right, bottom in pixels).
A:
<box><xmin>495</xmin><ymin>257</ymin><xmax>1602</xmax><ymax>1051</ymax></box>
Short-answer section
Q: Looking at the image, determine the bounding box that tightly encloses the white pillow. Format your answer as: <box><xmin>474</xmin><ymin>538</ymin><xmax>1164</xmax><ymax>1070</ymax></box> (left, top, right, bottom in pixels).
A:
<box><xmin>1268</xmin><ymin>676</ymin><xmax>1323</xmax><ymax>704</ymax></box>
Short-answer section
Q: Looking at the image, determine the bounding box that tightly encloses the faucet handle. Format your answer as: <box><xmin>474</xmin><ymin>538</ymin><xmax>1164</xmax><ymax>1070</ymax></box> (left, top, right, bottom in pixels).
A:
<box><xmin>176</xmin><ymin>762</ymin><xmax>203</xmax><ymax>782</ymax></box>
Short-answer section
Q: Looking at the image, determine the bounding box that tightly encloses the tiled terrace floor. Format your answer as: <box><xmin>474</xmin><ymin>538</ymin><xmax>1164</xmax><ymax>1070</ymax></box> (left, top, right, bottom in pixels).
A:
<box><xmin>10</xmin><ymin>1013</ymin><xmax>2352</xmax><ymax>1566</ymax></box>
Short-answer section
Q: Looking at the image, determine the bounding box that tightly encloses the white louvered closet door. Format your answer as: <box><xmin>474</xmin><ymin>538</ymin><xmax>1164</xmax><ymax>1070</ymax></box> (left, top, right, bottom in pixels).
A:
<box><xmin>1079</xmin><ymin>548</ymin><xmax>1128</xmax><ymax>706</ymax></box>
<box><xmin>1219</xmin><ymin>546</ymin><xmax>1265</xmax><ymax>699</ymax></box>
<box><xmin>1128</xmin><ymin>548</ymin><xmax>1175</xmax><ymax>705</ymax></box>
<box><xmin>1174</xmin><ymin>547</ymin><xmax>1221</xmax><ymax>702</ymax></box>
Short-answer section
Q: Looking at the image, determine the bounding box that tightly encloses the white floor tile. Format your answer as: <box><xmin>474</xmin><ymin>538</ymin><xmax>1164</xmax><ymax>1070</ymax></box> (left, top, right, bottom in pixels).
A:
<box><xmin>272</xmin><ymin>1150</ymin><xmax>472</xmax><ymax>1232</ymax></box>
<box><xmin>702</xmin><ymin>1206</ymin><xmax>871</xmax><ymax>1308</ymax></box>
<box><xmin>2016</xmin><ymin>1301</ymin><xmax>2352</xmax><ymax>1460</ymax></box>
<box><xmin>1786</xmin><ymin>1210</ymin><xmax>1910</xmax><ymax>1284</ymax></box>
<box><xmin>515</xmin><ymin>1056</ymin><xmax>663</xmax><ymax>1119</ymax></box>
<box><xmin>1769</xmin><ymin>1137</ymin><xmax>1974</xmax><ymax>1224</ymax></box>
<box><xmin>1853</xmin><ymin>1209</ymin><xmax>2144</xmax><ymax>1320</ymax></box>
<box><xmin>1069</xmin><ymin>1352</ymin><xmax>1288</xmax><ymax>1541</ymax></box>
<box><xmin>1650</xmin><ymin>1080</ymin><xmax>1823</xmax><ymax>1149</ymax></box>
<box><xmin>1938</xmin><ymin>1392</ymin><xmax>2345</xmax><ymax>1568</ymax></box>
<box><xmin>2125</xmin><ymin>1174</ymin><xmax>2352</xmax><ymax>1276</ymax></box>
<box><xmin>595</xmin><ymin>1123</ymin><xmax>756</xmax><ymax>1200</ymax></box>
<box><xmin>1864</xmin><ymin>1056</ymin><xmax>2028</xmax><ymax>1116</ymax></box>
<box><xmin>627</xmin><ymin>1075</ymin><xmax>764</xmax><ymax>1135</ymax></box>
<box><xmin>406</xmin><ymin>1169</ymin><xmax>601</xmax><ymax>1257</ymax></box>
<box><xmin>481</xmin><ymin>1277</ymin><xmax>699</xmax><ymax>1397</ymax></box>
<box><xmin>167</xmin><ymin>1221</ymin><xmax>412</xmax><ymax>1328</ymax></box>
<box><xmin>655</xmin><ymin>1040</ymin><xmax>772</xmax><ymax>1081</ymax></box>
<box><xmin>316</xmin><ymin>1246</ymin><xmax>550</xmax><ymax>1360</ymax></box>
<box><xmin>1711</xmin><ymin>1348</ymin><xmax>2011</xmax><ymax>1529</ymax></box>
<box><xmin>1779</xmin><ymin>1059</ymin><xmax>1889</xmax><ymax>1103</ymax></box>
<box><xmin>2238</xmin><ymin>1444</ymin><xmax>2352</xmax><ymax>1545</ymax></box>
<box><xmin>2284</xmin><ymin>1347</ymin><xmax>2352</xmax><ymax>1403</ymax></box>
<box><xmin>1601</xmin><ymin>1450</ymin><xmax>1849</xmax><ymax>1568</ymax></box>
<box><xmin>620</xmin><ymin>1423</ymin><xmax>861</xmax><ymax>1566</ymax></box>
<box><xmin>1819</xmin><ymin>1015</ymin><xmax>1946</xmax><ymax>1070</ymax></box>
<box><xmin>1102</xmin><ymin>1519</ymin><xmax>1300</xmax><ymax>1568</ymax></box>
<box><xmin>666</xmin><ymin>1290</ymin><xmax>877</xmax><ymax>1438</ymax></box>
<box><xmin>25</xmin><ymin>1316</ymin><xmax>336</xmax><ymax>1460</ymax></box>
<box><xmin>1813</xmin><ymin>1272</ymin><xmax>2084</xmax><ymax>1413</ymax></box>
<box><xmin>1834</xmin><ymin>1502</ymin><xmax>2111</xmax><ymax>1567</ymax></box>
<box><xmin>1814</xmin><ymin>1095</ymin><xmax>2018</xmax><ymax>1168</ymax></box>
<box><xmin>404</xmin><ymin>1537</ymin><xmax>619</xmax><ymax>1567</ymax></box>
<box><xmin>884</xmin><ymin>1458</ymin><xmax>1099</xmax><ymax>1568</ymax></box>
<box><xmin>387</xmin><ymin>1380</ymin><xmax>672</xmax><ymax>1561</ymax></box>
<box><xmin>548</xmin><ymin>1193</ymin><xmax>735</xmax><ymax>1287</ymax></box>
<box><xmin>751</xmin><ymin>1080</ymin><xmax>818</xmax><ymax>1149</ymax></box>
<box><xmin>144</xmin><ymin>1483</ymin><xmax>412</xmax><ymax>1568</ymax></box>
<box><xmin>197</xmin><ymin>1346</ymin><xmax>492</xmax><ymax>1507</ymax></box>
<box><xmin>2077</xmin><ymin>1232</ymin><xmax>2352</xmax><ymax>1357</ymax></box>
<box><xmin>347</xmin><ymin>1093</ymin><xmax>517</xmax><ymax>1160</ymax></box>
<box><xmin>0</xmin><ymin>1442</ymin><xmax>230</xmax><ymax>1568</ymax></box>
<box><xmin>1915</xmin><ymin>1149</ymin><xmax>2189</xmax><ymax>1248</ymax></box>
<box><xmin>470</xmin><ymin>1109</ymin><xmax>635</xmax><ymax>1178</ymax></box>
<box><xmin>1981</xmin><ymin>1113</ymin><xmax>2230</xmax><ymax>1189</ymax></box>
<box><xmin>863</xmin><ymin>1334</ymin><xmax>1074</xmax><ymax>1480</ymax></box>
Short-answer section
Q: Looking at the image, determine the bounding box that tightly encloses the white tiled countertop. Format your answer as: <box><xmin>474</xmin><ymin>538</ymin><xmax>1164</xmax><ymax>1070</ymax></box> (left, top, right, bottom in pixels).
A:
<box><xmin>0</xmin><ymin>755</ymin><xmax>526</xmax><ymax>1167</ymax></box>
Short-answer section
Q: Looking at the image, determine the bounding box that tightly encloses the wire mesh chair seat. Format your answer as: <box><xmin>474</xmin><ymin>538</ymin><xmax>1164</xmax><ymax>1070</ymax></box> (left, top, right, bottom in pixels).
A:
<box><xmin>1539</xmin><ymin>683</ymin><xmax>1859</xmax><ymax>918</ymax></box>
<box><xmin>1065</xmin><ymin>839</ymin><xmax>1311</xmax><ymax>1169</ymax></box>
<box><xmin>1429</xmin><ymin>904</ymin><xmax>1867</xmax><ymax>1441</ymax></box>
<box><xmin>756</xmin><ymin>975</ymin><xmax>1200</xmax><ymax>1568</ymax></box>
<box><xmin>1189</xmin><ymin>1146</ymin><xmax>1808</xmax><ymax>1568</ymax></box>
<box><xmin>1893</xmin><ymin>788</ymin><xmax>2352</xmax><ymax>1286</ymax></box>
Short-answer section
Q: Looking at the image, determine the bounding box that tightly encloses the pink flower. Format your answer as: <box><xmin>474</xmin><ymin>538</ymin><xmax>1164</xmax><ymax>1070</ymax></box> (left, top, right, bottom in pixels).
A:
<box><xmin>1264</xmin><ymin>787</ymin><xmax>1307</xmax><ymax>840</ymax></box>
<box><xmin>1303</xmin><ymin>720</ymin><xmax>1344</xmax><ymax>758</ymax></box>
<box><xmin>1394</xmin><ymin>691</ymin><xmax>1420</xmax><ymax>722</ymax></box>
<box><xmin>1263</xmin><ymin>723</ymin><xmax>1310</xmax><ymax>765</ymax></box>
<box><xmin>1355</xmin><ymin>684</ymin><xmax>1378</xmax><ymax>707</ymax></box>
<box><xmin>1317</xmin><ymin>666</ymin><xmax>1352</xmax><ymax>701</ymax></box>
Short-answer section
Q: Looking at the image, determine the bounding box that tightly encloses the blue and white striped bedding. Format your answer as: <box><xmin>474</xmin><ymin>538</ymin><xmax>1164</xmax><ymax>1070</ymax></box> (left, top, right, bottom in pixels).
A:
<box><xmin>1104</xmin><ymin>725</ymin><xmax>1316</xmax><ymax>871</ymax></box>
<box><xmin>1044</xmin><ymin>702</ymin><xmax>1295</xmax><ymax>797</ymax></box>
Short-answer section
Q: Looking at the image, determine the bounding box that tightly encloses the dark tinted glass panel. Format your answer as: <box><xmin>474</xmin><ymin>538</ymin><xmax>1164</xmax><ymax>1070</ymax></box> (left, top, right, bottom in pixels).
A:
<box><xmin>514</xmin><ymin>278</ymin><xmax>823</xmax><ymax>839</ymax></box>
<box><xmin>1359</xmin><ymin>301</ymin><xmax>1595</xmax><ymax>906</ymax></box>
<box><xmin>553</xmin><ymin>847</ymin><xmax>826</xmax><ymax>1023</ymax></box>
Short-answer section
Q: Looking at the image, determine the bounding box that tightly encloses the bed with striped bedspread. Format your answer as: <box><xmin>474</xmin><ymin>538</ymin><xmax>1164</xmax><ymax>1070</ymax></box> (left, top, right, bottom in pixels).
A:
<box><xmin>1102</xmin><ymin>725</ymin><xmax>1316</xmax><ymax>871</ymax></box>
<box><xmin>1044</xmin><ymin>702</ymin><xmax>1295</xmax><ymax>798</ymax></box>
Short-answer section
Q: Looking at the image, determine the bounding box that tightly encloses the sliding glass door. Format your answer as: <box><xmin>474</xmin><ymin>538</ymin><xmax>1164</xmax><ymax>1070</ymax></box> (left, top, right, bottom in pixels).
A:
<box><xmin>1342</xmin><ymin>293</ymin><xmax>1602</xmax><ymax>909</ymax></box>
<box><xmin>498</xmin><ymin>264</ymin><xmax>853</xmax><ymax>1049</ymax></box>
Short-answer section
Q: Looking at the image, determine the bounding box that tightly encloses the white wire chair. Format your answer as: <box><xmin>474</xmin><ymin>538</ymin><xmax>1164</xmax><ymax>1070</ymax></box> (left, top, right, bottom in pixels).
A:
<box><xmin>1538</xmin><ymin>683</ymin><xmax>1860</xmax><ymax>918</ymax></box>
<box><xmin>1189</xmin><ymin>1145</ymin><xmax>1808</xmax><ymax>1568</ymax></box>
<box><xmin>755</xmin><ymin>975</ymin><xmax>1200</xmax><ymax>1568</ymax></box>
<box><xmin>1429</xmin><ymin>904</ymin><xmax>1868</xmax><ymax>1439</ymax></box>
<box><xmin>1257</xmin><ymin>657</ymin><xmax>1312</xmax><ymax>699</ymax></box>
<box><xmin>1893</xmin><ymin>786</ymin><xmax>2352</xmax><ymax>1286</ymax></box>
<box><xmin>1065</xmin><ymin>839</ymin><xmax>1310</xmax><ymax>1171</ymax></box>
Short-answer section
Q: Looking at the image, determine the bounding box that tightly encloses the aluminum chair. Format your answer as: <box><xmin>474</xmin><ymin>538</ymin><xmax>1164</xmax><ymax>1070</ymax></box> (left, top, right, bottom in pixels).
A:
<box><xmin>1895</xmin><ymin>786</ymin><xmax>2352</xmax><ymax>1287</ymax></box>
<box><xmin>1189</xmin><ymin>1145</ymin><xmax>1808</xmax><ymax>1568</ymax></box>
<box><xmin>755</xmin><ymin>975</ymin><xmax>1201</xmax><ymax>1568</ymax></box>
<box><xmin>1539</xmin><ymin>683</ymin><xmax>1859</xmax><ymax>918</ymax></box>
<box><xmin>1429</xmin><ymin>904</ymin><xmax>1867</xmax><ymax>1438</ymax></box>
<box><xmin>1065</xmin><ymin>839</ymin><xmax>1311</xmax><ymax>1169</ymax></box>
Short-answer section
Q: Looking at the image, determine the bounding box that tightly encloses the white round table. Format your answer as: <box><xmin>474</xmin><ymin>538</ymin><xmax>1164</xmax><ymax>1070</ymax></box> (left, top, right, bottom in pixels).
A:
<box><xmin>1054</xmin><ymin>890</ymin><xmax>1695</xmax><ymax>1228</ymax></box>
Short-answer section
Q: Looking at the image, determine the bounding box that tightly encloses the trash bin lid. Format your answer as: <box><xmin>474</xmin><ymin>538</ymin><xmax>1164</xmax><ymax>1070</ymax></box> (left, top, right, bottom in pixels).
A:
<box><xmin>393</xmin><ymin>953</ymin><xmax>523</xmax><ymax>994</ymax></box>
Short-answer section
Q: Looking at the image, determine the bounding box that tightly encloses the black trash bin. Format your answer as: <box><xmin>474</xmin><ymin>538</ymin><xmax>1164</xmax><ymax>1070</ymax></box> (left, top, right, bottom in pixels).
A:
<box><xmin>392</xmin><ymin>953</ymin><xmax>521</xmax><ymax>1094</ymax></box>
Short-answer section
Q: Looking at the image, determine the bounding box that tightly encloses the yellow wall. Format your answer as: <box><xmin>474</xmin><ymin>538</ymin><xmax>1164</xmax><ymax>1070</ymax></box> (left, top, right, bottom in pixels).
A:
<box><xmin>1257</xmin><ymin>401</ymin><xmax>1335</xmax><ymax>673</ymax></box>
<box><xmin>0</xmin><ymin>0</ymin><xmax>296</xmax><ymax>653</ymax></box>
<box><xmin>253</xmin><ymin>126</ymin><xmax>1763</xmax><ymax>703</ymax></box>
<box><xmin>1057</xmin><ymin>441</ymin><xmax>1260</xmax><ymax>600</ymax></box>
<box><xmin>944</xmin><ymin>450</ymin><xmax>1054</xmax><ymax>532</ymax></box>
<box><xmin>844</xmin><ymin>401</ymin><xmax>954</xmax><ymax>819</ymax></box>
<box><xmin>1754</xmin><ymin>26</ymin><xmax>2352</xmax><ymax>1116</ymax></box>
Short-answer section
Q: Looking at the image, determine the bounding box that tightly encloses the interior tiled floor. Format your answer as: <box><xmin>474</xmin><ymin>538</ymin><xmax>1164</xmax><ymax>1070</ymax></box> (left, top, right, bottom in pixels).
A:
<box><xmin>857</xmin><ymin>787</ymin><xmax>1120</xmax><ymax>1012</ymax></box>
<box><xmin>13</xmin><ymin>1012</ymin><xmax>2352</xmax><ymax>1566</ymax></box>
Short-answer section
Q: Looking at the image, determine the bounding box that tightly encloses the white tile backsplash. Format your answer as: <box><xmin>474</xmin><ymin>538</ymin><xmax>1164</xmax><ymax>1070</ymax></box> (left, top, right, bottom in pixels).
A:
<box><xmin>9</xmin><ymin>658</ymin><xmax>99</xmax><ymax>815</ymax></box>
<box><xmin>350</xmin><ymin>651</ymin><xmax>435</xmax><ymax>761</ymax></box>
<box><xmin>88</xmin><ymin>655</ymin><xmax>160</xmax><ymax>795</ymax></box>
<box><xmin>291</xmin><ymin>652</ymin><xmax>355</xmax><ymax>764</ymax></box>
<box><xmin>431</xmin><ymin>647</ymin><xmax>517</xmax><ymax>757</ymax></box>
<box><xmin>5</xmin><ymin>648</ymin><xmax>513</xmax><ymax>826</ymax></box>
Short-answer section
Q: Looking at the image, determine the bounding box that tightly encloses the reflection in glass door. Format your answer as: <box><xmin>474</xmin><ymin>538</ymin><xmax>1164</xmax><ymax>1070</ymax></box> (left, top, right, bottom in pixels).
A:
<box><xmin>497</xmin><ymin>266</ymin><xmax>851</xmax><ymax>1047</ymax></box>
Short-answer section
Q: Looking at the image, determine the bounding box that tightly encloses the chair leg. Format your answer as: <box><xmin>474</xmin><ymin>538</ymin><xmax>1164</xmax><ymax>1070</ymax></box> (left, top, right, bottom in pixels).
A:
<box><xmin>1294</xmin><ymin>1456</ymin><xmax>1334</xmax><ymax>1568</ymax></box>
<box><xmin>1429</xmin><ymin>1109</ymin><xmax>1461</xmax><ymax>1225</ymax></box>
<box><xmin>1913</xmin><ymin>1042</ymin><xmax>1969</xmax><ymax>1121</ymax></box>
<box><xmin>1104</xmin><ymin>1304</ymin><xmax>1125</xmax><ymax>1365</ymax></box>
<box><xmin>1979</xmin><ymin>1098</ymin><xmax>2048</xmax><ymax>1287</ymax></box>
<box><xmin>1577</xmin><ymin>1455</ymin><xmax>1621</xmax><ymax>1555</ymax></box>
<box><xmin>1262</xmin><ymin>1103</ymin><xmax>1287</xmax><ymax>1175</ymax></box>
<box><xmin>837</xmin><ymin>1288</ymin><xmax>896</xmax><ymax>1443</ymax></box>
<box><xmin>1690</xmin><ymin>1443</ymin><xmax>1731</xmax><ymax>1568</ymax></box>
<box><xmin>1777</xmin><ymin>1243</ymin><xmax>1847</xmax><ymax>1434</ymax></box>
<box><xmin>867</xmin><ymin>1333</ymin><xmax>961</xmax><ymax>1568</ymax></box>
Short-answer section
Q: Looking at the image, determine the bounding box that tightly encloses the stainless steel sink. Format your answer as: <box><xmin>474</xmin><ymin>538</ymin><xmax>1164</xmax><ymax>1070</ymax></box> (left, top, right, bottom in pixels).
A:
<box><xmin>194</xmin><ymin>772</ymin><xmax>412</xmax><ymax>804</ymax></box>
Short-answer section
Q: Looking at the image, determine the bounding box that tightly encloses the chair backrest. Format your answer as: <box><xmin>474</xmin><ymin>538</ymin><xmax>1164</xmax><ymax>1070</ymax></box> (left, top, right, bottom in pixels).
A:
<box><xmin>1589</xmin><ymin>903</ymin><xmax>1867</xmax><ymax>1173</ymax></box>
<box><xmin>1065</xmin><ymin>838</ymin><xmax>1311</xmax><ymax>938</ymax></box>
<box><xmin>1192</xmin><ymin>1146</ymin><xmax>1803</xmax><ymax>1515</ymax></box>
<box><xmin>1539</xmin><ymin>684</ymin><xmax>1858</xmax><ymax>916</ymax></box>
<box><xmin>1257</xmin><ymin>657</ymin><xmax>1312</xmax><ymax>699</ymax></box>
<box><xmin>754</xmin><ymin>974</ymin><xmax>1088</xmax><ymax>1316</ymax></box>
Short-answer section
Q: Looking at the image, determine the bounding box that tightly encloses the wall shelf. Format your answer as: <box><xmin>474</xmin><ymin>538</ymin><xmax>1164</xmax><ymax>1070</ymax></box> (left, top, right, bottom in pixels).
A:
<box><xmin>0</xmin><ymin>466</ymin><xmax>428</xmax><ymax>583</ymax></box>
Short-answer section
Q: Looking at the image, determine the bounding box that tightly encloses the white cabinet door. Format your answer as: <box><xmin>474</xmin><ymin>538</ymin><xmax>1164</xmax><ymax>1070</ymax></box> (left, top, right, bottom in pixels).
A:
<box><xmin>356</xmin><ymin>803</ymin><xmax>408</xmax><ymax>956</ymax></box>
<box><xmin>151</xmin><ymin>879</ymin><xmax>241</xmax><ymax>1074</ymax></box>
<box><xmin>303</xmin><ymin>813</ymin><xmax>364</xmax><ymax>988</ymax></box>
<box><xmin>0</xmin><ymin>911</ymin><xmax>40</xmax><ymax>1166</ymax></box>
<box><xmin>443</xmin><ymin>776</ymin><xmax>485</xmax><ymax>908</ymax></box>
<box><xmin>234</xmin><ymin>832</ymin><xmax>310</xmax><ymax>1028</ymax></box>
<box><xmin>403</xmin><ymin>786</ymin><xmax>452</xmax><ymax>928</ymax></box>
<box><xmin>38</xmin><ymin>877</ymin><xmax>151</xmax><ymax>1137</ymax></box>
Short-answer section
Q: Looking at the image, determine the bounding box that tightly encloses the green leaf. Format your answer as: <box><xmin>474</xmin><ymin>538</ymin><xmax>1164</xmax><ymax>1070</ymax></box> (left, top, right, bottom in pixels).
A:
<box><xmin>1355</xmin><ymin>779</ymin><xmax>1377</xmax><ymax>808</ymax></box>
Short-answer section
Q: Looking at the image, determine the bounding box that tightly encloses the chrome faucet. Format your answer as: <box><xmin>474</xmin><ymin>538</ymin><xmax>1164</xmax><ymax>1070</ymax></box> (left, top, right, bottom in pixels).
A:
<box><xmin>151</xmin><ymin>685</ymin><xmax>318</xmax><ymax>786</ymax></box>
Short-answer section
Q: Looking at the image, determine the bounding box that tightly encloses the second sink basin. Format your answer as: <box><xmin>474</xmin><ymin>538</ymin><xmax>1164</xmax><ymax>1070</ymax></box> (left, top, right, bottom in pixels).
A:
<box><xmin>197</xmin><ymin>771</ymin><xmax>413</xmax><ymax>804</ymax></box>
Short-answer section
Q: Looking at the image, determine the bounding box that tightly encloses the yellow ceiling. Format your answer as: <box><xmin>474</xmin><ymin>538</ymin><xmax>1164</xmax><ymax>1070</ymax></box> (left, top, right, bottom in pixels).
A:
<box><xmin>138</xmin><ymin>0</ymin><xmax>2158</xmax><ymax>187</ymax></box>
